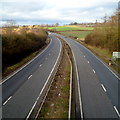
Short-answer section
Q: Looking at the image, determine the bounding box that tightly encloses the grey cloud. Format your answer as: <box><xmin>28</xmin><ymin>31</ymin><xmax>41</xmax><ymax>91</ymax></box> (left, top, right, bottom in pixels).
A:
<box><xmin>1</xmin><ymin>1</ymin><xmax>118</xmax><ymax>25</ymax></box>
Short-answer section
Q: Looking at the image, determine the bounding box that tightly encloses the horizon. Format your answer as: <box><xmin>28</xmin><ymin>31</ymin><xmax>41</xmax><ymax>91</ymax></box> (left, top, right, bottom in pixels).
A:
<box><xmin>0</xmin><ymin>0</ymin><xmax>119</xmax><ymax>26</ymax></box>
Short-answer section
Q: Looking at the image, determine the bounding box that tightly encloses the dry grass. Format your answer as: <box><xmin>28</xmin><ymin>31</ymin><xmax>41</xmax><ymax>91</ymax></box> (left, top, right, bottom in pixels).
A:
<box><xmin>38</xmin><ymin>46</ymin><xmax>70</xmax><ymax>119</ymax></box>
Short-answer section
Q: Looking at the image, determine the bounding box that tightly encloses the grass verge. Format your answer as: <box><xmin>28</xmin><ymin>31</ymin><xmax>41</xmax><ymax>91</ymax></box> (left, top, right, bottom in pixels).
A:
<box><xmin>59</xmin><ymin>31</ymin><xmax>120</xmax><ymax>75</ymax></box>
<box><xmin>76</xmin><ymin>39</ymin><xmax>120</xmax><ymax>75</ymax></box>
<box><xmin>37</xmin><ymin>41</ymin><xmax>71</xmax><ymax>119</ymax></box>
<box><xmin>2</xmin><ymin>38</ymin><xmax>50</xmax><ymax>78</ymax></box>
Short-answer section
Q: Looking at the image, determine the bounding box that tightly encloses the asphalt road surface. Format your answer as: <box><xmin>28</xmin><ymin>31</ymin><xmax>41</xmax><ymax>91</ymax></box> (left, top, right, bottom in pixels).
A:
<box><xmin>55</xmin><ymin>33</ymin><xmax>120</xmax><ymax>118</ymax></box>
<box><xmin>1</xmin><ymin>35</ymin><xmax>62</xmax><ymax>118</ymax></box>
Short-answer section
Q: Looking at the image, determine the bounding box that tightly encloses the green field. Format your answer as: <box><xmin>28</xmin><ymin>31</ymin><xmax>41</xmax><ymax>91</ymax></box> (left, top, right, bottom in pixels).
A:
<box><xmin>60</xmin><ymin>31</ymin><xmax>92</xmax><ymax>39</ymax></box>
<box><xmin>48</xmin><ymin>26</ymin><xmax>94</xmax><ymax>31</ymax></box>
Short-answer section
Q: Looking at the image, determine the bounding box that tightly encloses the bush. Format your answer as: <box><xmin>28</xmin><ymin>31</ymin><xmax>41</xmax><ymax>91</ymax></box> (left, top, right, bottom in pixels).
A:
<box><xmin>2</xmin><ymin>30</ymin><xmax>48</xmax><ymax>71</ymax></box>
<box><xmin>85</xmin><ymin>10</ymin><xmax>119</xmax><ymax>53</ymax></box>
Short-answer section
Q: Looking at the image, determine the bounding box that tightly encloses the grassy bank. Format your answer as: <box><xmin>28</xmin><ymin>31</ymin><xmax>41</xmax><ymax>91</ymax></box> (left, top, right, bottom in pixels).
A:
<box><xmin>60</xmin><ymin>30</ymin><xmax>120</xmax><ymax>74</ymax></box>
<box><xmin>2</xmin><ymin>28</ymin><xmax>48</xmax><ymax>77</ymax></box>
<box><xmin>37</xmin><ymin>43</ymin><xmax>71</xmax><ymax>118</ymax></box>
<box><xmin>59</xmin><ymin>10</ymin><xmax>120</xmax><ymax>74</ymax></box>
<box><xmin>2</xmin><ymin>43</ymin><xmax>49</xmax><ymax>78</ymax></box>
<box><xmin>75</xmin><ymin>39</ymin><xmax>120</xmax><ymax>74</ymax></box>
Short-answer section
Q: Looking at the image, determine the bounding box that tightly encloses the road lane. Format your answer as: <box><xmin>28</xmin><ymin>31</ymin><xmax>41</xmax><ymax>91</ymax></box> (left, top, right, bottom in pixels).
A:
<box><xmin>56</xmin><ymin>33</ymin><xmax>119</xmax><ymax>118</ymax></box>
<box><xmin>2</xmin><ymin>35</ymin><xmax>62</xmax><ymax>118</ymax></box>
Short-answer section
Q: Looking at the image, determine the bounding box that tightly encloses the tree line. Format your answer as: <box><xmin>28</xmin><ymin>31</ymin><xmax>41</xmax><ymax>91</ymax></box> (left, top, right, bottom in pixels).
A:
<box><xmin>2</xmin><ymin>30</ymin><xmax>48</xmax><ymax>72</ymax></box>
<box><xmin>85</xmin><ymin>9</ymin><xmax>119</xmax><ymax>53</ymax></box>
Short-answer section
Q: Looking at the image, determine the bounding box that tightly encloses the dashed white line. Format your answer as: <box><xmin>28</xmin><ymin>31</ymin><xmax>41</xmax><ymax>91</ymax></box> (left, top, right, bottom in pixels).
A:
<box><xmin>114</xmin><ymin>106</ymin><xmax>120</xmax><ymax>117</ymax></box>
<box><xmin>84</xmin><ymin>55</ymin><xmax>85</xmax><ymax>58</ymax></box>
<box><xmin>76</xmin><ymin>42</ymin><xmax>120</xmax><ymax>80</ymax></box>
<box><xmin>3</xmin><ymin>96</ymin><xmax>12</xmax><ymax>105</ymax></box>
<box><xmin>88</xmin><ymin>61</ymin><xmax>89</xmax><ymax>63</ymax></box>
<box><xmin>26</xmin><ymin>37</ymin><xmax>62</xmax><ymax>119</ymax></box>
<box><xmin>101</xmin><ymin>84</ymin><xmax>107</xmax><ymax>92</ymax></box>
<box><xmin>1</xmin><ymin>39</ymin><xmax>53</xmax><ymax>85</ymax></box>
<box><xmin>39</xmin><ymin>64</ymin><xmax>42</xmax><ymax>67</ymax></box>
<box><xmin>93</xmin><ymin>69</ymin><xmax>96</xmax><ymax>73</ymax></box>
<box><xmin>28</xmin><ymin>75</ymin><xmax>32</xmax><ymax>79</ymax></box>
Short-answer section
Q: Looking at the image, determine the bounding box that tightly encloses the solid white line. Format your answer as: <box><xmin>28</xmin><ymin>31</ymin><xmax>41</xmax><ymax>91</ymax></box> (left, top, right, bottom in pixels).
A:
<box><xmin>26</xmin><ymin>101</ymin><xmax>37</xmax><ymax>119</ymax></box>
<box><xmin>56</xmin><ymin>34</ymin><xmax>83</xmax><ymax>119</ymax></box>
<box><xmin>101</xmin><ymin>84</ymin><xmax>107</xmax><ymax>92</ymax></box>
<box><xmin>3</xmin><ymin>96</ymin><xmax>12</xmax><ymax>106</ymax></box>
<box><xmin>26</xmin><ymin>37</ymin><xmax>62</xmax><ymax>119</ymax></box>
<box><xmin>114</xmin><ymin>106</ymin><xmax>120</xmax><ymax>117</ymax></box>
<box><xmin>0</xmin><ymin>38</ymin><xmax>53</xmax><ymax>85</ymax></box>
<box><xmin>74</xmin><ymin>41</ymin><xmax>120</xmax><ymax>80</ymax></box>
<box><xmin>88</xmin><ymin>61</ymin><xmax>89</xmax><ymax>64</ymax></box>
<box><xmin>35</xmin><ymin>37</ymin><xmax>62</xmax><ymax>119</ymax></box>
<box><xmin>28</xmin><ymin>75</ymin><xmax>32</xmax><ymax>79</ymax></box>
<box><xmin>65</xmin><ymin>49</ymin><xmax>72</xmax><ymax>120</ymax></box>
<box><xmin>72</xmin><ymin>50</ymin><xmax>83</xmax><ymax>119</ymax></box>
<box><xmin>93</xmin><ymin>69</ymin><xmax>96</xmax><ymax>73</ymax></box>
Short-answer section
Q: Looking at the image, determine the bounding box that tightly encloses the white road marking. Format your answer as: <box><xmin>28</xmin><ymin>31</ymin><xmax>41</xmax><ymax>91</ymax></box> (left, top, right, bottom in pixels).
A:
<box><xmin>84</xmin><ymin>55</ymin><xmax>85</xmax><ymax>58</ymax></box>
<box><xmin>65</xmin><ymin>49</ymin><xmax>72</xmax><ymax>119</ymax></box>
<box><xmin>26</xmin><ymin>37</ymin><xmax>62</xmax><ymax>119</ymax></box>
<box><xmin>1</xmin><ymin>39</ymin><xmax>53</xmax><ymax>85</ymax></box>
<box><xmin>93</xmin><ymin>69</ymin><xmax>96</xmax><ymax>73</ymax></box>
<box><xmin>45</xmin><ymin>57</ymin><xmax>47</xmax><ymax>60</ymax></box>
<box><xmin>75</xmin><ymin>41</ymin><xmax>120</xmax><ymax>80</ymax></box>
<box><xmin>49</xmin><ymin>53</ymin><xmax>50</xmax><ymax>56</ymax></box>
<box><xmin>26</xmin><ymin>101</ymin><xmax>37</xmax><ymax>119</ymax></box>
<box><xmin>3</xmin><ymin>96</ymin><xmax>12</xmax><ymax>105</ymax></box>
<box><xmin>39</xmin><ymin>64</ymin><xmax>42</xmax><ymax>67</ymax></box>
<box><xmin>114</xmin><ymin>106</ymin><xmax>120</xmax><ymax>117</ymax></box>
<box><xmin>57</xmin><ymin>35</ymin><xmax>83</xmax><ymax>119</ymax></box>
<box><xmin>88</xmin><ymin>61</ymin><xmax>89</xmax><ymax>63</ymax></box>
<box><xmin>72</xmin><ymin>50</ymin><xmax>83</xmax><ymax>119</ymax></box>
<box><xmin>28</xmin><ymin>75</ymin><xmax>32</xmax><ymax>79</ymax></box>
<box><xmin>101</xmin><ymin>84</ymin><xmax>107</xmax><ymax>92</ymax></box>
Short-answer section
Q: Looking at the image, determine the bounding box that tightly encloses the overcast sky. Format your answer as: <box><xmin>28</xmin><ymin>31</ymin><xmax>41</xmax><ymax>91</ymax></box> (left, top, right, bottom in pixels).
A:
<box><xmin>0</xmin><ymin>0</ymin><xmax>119</xmax><ymax>26</ymax></box>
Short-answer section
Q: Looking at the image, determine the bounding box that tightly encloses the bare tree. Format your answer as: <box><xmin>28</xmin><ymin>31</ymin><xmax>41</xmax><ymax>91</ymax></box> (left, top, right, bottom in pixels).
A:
<box><xmin>5</xmin><ymin>20</ymin><xmax>16</xmax><ymax>27</ymax></box>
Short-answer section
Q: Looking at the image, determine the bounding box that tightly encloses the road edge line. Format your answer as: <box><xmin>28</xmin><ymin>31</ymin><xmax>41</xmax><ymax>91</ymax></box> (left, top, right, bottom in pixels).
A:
<box><xmin>58</xmin><ymin>34</ymin><xmax>83</xmax><ymax>119</ymax></box>
<box><xmin>72</xmin><ymin>51</ymin><xmax>83</xmax><ymax>119</ymax></box>
<box><xmin>1</xmin><ymin>37</ymin><xmax>52</xmax><ymax>85</ymax></box>
<box><xmin>75</xmin><ymin>41</ymin><xmax>120</xmax><ymax>80</ymax></box>
<box><xmin>65</xmin><ymin>49</ymin><xmax>72</xmax><ymax>120</ymax></box>
<box><xmin>26</xmin><ymin>36</ymin><xmax>62</xmax><ymax>119</ymax></box>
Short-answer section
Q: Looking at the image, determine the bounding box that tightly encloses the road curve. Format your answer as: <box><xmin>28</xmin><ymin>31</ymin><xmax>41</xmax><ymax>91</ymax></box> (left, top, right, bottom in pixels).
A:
<box><xmin>55</xmin><ymin>33</ymin><xmax>119</xmax><ymax>118</ymax></box>
<box><xmin>1</xmin><ymin>34</ymin><xmax>62</xmax><ymax>118</ymax></box>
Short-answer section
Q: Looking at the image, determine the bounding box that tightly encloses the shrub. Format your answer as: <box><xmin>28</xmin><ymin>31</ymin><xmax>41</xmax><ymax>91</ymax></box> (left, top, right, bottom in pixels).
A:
<box><xmin>85</xmin><ymin>10</ymin><xmax>119</xmax><ymax>53</ymax></box>
<box><xmin>2</xmin><ymin>30</ymin><xmax>48</xmax><ymax>71</ymax></box>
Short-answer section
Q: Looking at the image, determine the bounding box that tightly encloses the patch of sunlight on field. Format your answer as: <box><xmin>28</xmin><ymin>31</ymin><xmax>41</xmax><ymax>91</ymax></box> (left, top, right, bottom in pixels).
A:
<box><xmin>60</xmin><ymin>31</ymin><xmax>92</xmax><ymax>38</ymax></box>
<box><xmin>48</xmin><ymin>26</ymin><xmax>94</xmax><ymax>31</ymax></box>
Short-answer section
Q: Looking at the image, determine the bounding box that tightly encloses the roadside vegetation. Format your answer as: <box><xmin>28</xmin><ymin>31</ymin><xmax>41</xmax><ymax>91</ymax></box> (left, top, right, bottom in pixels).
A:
<box><xmin>2</xmin><ymin>27</ymin><xmax>48</xmax><ymax>77</ymax></box>
<box><xmin>48</xmin><ymin>25</ymin><xmax>93</xmax><ymax>41</ymax></box>
<box><xmin>85</xmin><ymin>14</ymin><xmax>119</xmax><ymax>53</ymax></box>
<box><xmin>84</xmin><ymin>10</ymin><xmax>119</xmax><ymax>69</ymax></box>
<box><xmin>38</xmin><ymin>41</ymin><xmax>71</xmax><ymax>118</ymax></box>
<box><xmin>56</xmin><ymin>9</ymin><xmax>119</xmax><ymax>74</ymax></box>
